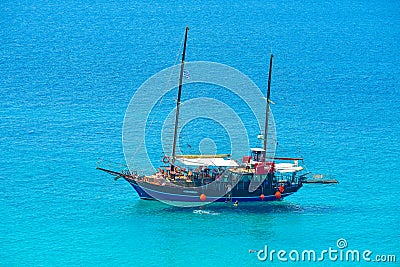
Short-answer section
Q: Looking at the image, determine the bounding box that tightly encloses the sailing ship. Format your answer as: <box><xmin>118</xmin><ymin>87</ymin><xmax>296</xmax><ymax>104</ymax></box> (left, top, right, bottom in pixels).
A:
<box><xmin>97</xmin><ymin>27</ymin><xmax>337</xmax><ymax>206</ymax></box>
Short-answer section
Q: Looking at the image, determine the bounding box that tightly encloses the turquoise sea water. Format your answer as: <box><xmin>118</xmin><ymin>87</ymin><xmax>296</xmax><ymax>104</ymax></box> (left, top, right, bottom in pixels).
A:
<box><xmin>1</xmin><ymin>0</ymin><xmax>399</xmax><ymax>266</ymax></box>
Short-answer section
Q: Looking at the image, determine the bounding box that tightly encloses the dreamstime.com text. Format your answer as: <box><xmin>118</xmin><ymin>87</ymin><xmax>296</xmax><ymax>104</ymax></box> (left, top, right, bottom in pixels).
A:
<box><xmin>254</xmin><ymin>238</ymin><xmax>396</xmax><ymax>263</ymax></box>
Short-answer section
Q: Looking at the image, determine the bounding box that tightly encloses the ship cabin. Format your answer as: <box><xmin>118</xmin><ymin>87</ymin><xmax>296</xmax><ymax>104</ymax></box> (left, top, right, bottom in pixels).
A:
<box><xmin>236</xmin><ymin>148</ymin><xmax>305</xmax><ymax>191</ymax></box>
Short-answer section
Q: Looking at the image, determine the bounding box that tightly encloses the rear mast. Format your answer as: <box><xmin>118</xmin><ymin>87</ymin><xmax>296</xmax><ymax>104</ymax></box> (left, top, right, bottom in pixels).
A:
<box><xmin>263</xmin><ymin>54</ymin><xmax>273</xmax><ymax>162</ymax></box>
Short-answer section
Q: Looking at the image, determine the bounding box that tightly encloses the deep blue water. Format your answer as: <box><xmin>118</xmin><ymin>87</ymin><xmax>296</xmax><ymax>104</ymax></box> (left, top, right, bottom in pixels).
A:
<box><xmin>1</xmin><ymin>0</ymin><xmax>399</xmax><ymax>266</ymax></box>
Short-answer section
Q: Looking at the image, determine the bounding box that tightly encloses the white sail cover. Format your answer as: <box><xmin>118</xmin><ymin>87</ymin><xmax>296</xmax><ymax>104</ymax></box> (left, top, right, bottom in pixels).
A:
<box><xmin>177</xmin><ymin>157</ymin><xmax>239</xmax><ymax>167</ymax></box>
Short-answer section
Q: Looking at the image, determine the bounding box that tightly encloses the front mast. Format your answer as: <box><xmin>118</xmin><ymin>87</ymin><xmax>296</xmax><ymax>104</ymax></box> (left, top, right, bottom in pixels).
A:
<box><xmin>171</xmin><ymin>27</ymin><xmax>189</xmax><ymax>169</ymax></box>
<box><xmin>263</xmin><ymin>54</ymin><xmax>273</xmax><ymax>162</ymax></box>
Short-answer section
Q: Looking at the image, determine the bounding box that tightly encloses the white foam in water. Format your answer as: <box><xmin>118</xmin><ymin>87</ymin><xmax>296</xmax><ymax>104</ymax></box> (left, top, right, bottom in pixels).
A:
<box><xmin>193</xmin><ymin>210</ymin><xmax>220</xmax><ymax>215</ymax></box>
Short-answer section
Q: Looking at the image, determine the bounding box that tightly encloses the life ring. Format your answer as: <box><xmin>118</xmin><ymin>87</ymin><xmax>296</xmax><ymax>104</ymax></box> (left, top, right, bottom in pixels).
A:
<box><xmin>162</xmin><ymin>156</ymin><xmax>170</xmax><ymax>164</ymax></box>
<box><xmin>278</xmin><ymin>184</ymin><xmax>285</xmax><ymax>193</ymax></box>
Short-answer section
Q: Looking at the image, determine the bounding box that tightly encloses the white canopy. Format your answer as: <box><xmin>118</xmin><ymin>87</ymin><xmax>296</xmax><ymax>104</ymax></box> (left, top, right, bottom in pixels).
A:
<box><xmin>250</xmin><ymin>148</ymin><xmax>265</xmax><ymax>152</ymax></box>
<box><xmin>275</xmin><ymin>163</ymin><xmax>303</xmax><ymax>173</ymax></box>
<box><xmin>177</xmin><ymin>157</ymin><xmax>239</xmax><ymax>167</ymax></box>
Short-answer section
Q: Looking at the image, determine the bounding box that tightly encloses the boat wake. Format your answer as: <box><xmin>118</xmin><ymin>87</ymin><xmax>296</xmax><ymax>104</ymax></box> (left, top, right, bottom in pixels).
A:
<box><xmin>192</xmin><ymin>209</ymin><xmax>220</xmax><ymax>215</ymax></box>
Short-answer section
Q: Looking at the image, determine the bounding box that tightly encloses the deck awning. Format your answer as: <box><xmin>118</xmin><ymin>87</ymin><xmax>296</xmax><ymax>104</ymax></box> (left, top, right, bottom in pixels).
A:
<box><xmin>177</xmin><ymin>157</ymin><xmax>239</xmax><ymax>167</ymax></box>
<box><xmin>275</xmin><ymin>163</ymin><xmax>303</xmax><ymax>173</ymax></box>
<box><xmin>250</xmin><ymin>148</ymin><xmax>265</xmax><ymax>152</ymax></box>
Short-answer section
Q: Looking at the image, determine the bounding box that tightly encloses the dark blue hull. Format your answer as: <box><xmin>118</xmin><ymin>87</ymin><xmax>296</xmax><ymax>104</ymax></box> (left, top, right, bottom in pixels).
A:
<box><xmin>126</xmin><ymin>178</ymin><xmax>299</xmax><ymax>204</ymax></box>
